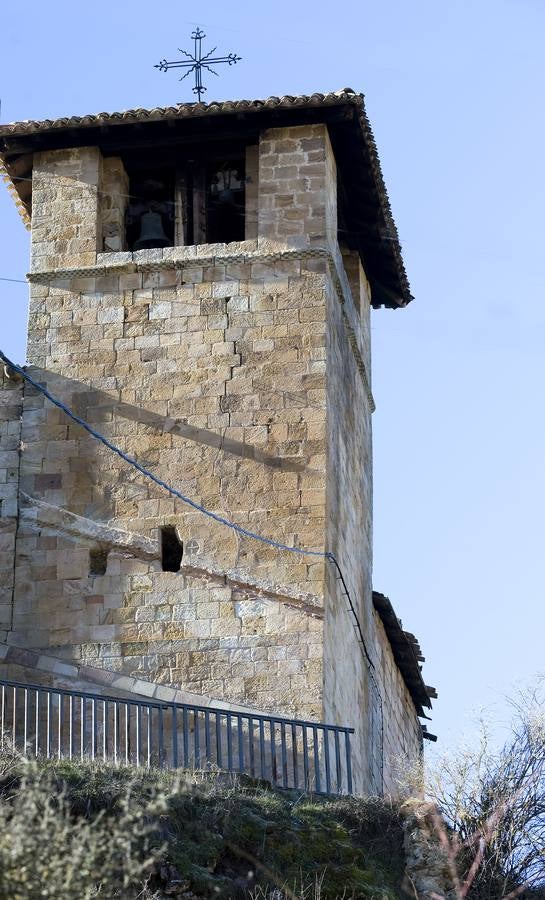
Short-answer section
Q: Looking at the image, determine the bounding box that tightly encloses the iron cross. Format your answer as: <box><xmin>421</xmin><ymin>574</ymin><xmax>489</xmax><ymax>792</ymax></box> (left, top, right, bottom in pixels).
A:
<box><xmin>155</xmin><ymin>28</ymin><xmax>241</xmax><ymax>101</ymax></box>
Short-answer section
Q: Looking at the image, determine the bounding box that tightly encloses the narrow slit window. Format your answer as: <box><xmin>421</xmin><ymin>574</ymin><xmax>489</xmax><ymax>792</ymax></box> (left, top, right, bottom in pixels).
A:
<box><xmin>161</xmin><ymin>526</ymin><xmax>183</xmax><ymax>572</ymax></box>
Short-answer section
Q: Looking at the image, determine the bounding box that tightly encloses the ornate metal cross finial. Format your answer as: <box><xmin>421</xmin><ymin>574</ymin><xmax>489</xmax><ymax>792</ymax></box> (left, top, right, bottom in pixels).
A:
<box><xmin>155</xmin><ymin>28</ymin><xmax>242</xmax><ymax>101</ymax></box>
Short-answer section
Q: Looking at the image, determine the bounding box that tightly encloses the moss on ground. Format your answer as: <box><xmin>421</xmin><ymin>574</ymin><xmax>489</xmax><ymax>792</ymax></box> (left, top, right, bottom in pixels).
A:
<box><xmin>0</xmin><ymin>753</ymin><xmax>407</xmax><ymax>899</ymax></box>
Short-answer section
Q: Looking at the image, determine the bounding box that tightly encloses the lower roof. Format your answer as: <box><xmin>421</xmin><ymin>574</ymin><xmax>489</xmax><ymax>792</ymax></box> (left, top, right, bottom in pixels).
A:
<box><xmin>372</xmin><ymin>591</ymin><xmax>436</xmax><ymax>717</ymax></box>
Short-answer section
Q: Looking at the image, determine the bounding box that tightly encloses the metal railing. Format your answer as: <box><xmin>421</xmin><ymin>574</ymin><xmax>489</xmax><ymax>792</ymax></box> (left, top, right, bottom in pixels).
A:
<box><xmin>0</xmin><ymin>679</ymin><xmax>354</xmax><ymax>795</ymax></box>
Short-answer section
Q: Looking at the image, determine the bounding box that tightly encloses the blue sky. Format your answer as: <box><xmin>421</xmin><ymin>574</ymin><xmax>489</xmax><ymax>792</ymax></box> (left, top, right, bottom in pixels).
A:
<box><xmin>1</xmin><ymin>0</ymin><xmax>544</xmax><ymax>749</ymax></box>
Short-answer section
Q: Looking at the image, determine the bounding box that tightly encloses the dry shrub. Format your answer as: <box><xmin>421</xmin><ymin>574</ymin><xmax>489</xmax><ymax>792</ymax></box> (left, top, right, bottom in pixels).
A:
<box><xmin>426</xmin><ymin>681</ymin><xmax>545</xmax><ymax>899</ymax></box>
<box><xmin>0</xmin><ymin>754</ymin><xmax>168</xmax><ymax>899</ymax></box>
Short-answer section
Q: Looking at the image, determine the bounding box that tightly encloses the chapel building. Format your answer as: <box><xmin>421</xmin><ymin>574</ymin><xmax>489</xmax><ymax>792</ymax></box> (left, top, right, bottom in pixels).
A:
<box><xmin>0</xmin><ymin>90</ymin><xmax>435</xmax><ymax>795</ymax></box>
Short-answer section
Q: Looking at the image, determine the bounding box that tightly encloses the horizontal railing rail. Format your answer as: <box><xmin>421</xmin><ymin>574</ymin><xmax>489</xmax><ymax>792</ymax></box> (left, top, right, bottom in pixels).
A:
<box><xmin>0</xmin><ymin>678</ymin><xmax>354</xmax><ymax>795</ymax></box>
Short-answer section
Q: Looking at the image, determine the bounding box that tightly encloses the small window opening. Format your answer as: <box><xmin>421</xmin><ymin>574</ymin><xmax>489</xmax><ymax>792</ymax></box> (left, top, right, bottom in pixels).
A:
<box><xmin>89</xmin><ymin>546</ymin><xmax>109</xmax><ymax>576</ymax></box>
<box><xmin>161</xmin><ymin>526</ymin><xmax>183</xmax><ymax>572</ymax></box>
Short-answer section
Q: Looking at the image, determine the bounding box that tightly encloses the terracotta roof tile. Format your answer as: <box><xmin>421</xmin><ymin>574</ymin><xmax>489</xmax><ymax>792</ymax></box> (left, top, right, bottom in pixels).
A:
<box><xmin>0</xmin><ymin>90</ymin><xmax>361</xmax><ymax>136</ymax></box>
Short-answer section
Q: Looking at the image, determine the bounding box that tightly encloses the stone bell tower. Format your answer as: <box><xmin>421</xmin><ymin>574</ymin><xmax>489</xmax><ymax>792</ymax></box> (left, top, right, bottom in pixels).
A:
<box><xmin>0</xmin><ymin>89</ymin><xmax>434</xmax><ymax>795</ymax></box>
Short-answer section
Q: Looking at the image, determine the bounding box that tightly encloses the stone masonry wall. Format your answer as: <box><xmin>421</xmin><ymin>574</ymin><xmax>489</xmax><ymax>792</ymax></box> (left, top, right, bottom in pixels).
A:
<box><xmin>322</xmin><ymin>255</ymin><xmax>379</xmax><ymax>794</ymax></box>
<box><xmin>0</xmin><ymin>123</ymin><xmax>427</xmax><ymax>794</ymax></box>
<box><xmin>8</xmin><ymin>130</ymin><xmax>338</xmax><ymax>722</ymax></box>
<box><xmin>245</xmin><ymin>146</ymin><xmax>259</xmax><ymax>242</ymax></box>
<box><xmin>258</xmin><ymin>124</ymin><xmax>336</xmax><ymax>247</ymax></box>
<box><xmin>0</xmin><ymin>368</ymin><xmax>22</xmax><ymax>641</ymax></box>
<box><xmin>31</xmin><ymin>147</ymin><xmax>100</xmax><ymax>271</ymax></box>
<box><xmin>14</xmin><ymin>252</ymin><xmax>327</xmax><ymax>720</ymax></box>
<box><xmin>375</xmin><ymin>612</ymin><xmax>424</xmax><ymax>797</ymax></box>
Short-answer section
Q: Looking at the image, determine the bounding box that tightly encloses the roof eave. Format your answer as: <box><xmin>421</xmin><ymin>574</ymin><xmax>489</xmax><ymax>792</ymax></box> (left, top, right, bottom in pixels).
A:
<box><xmin>0</xmin><ymin>91</ymin><xmax>413</xmax><ymax>303</ymax></box>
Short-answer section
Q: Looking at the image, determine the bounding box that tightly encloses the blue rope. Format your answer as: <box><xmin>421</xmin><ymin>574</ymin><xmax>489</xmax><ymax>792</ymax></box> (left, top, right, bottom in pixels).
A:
<box><xmin>0</xmin><ymin>350</ymin><xmax>331</xmax><ymax>561</ymax></box>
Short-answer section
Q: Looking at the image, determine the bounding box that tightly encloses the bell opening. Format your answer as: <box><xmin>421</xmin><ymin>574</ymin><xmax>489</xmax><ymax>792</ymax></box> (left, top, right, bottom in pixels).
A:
<box><xmin>206</xmin><ymin>162</ymin><xmax>245</xmax><ymax>244</ymax></box>
<box><xmin>116</xmin><ymin>149</ymin><xmax>247</xmax><ymax>251</ymax></box>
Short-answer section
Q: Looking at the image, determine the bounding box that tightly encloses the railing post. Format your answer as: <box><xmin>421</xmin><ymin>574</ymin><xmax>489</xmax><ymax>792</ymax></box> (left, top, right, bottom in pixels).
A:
<box><xmin>226</xmin><ymin>713</ymin><xmax>233</xmax><ymax>772</ymax></box>
<box><xmin>302</xmin><ymin>725</ymin><xmax>310</xmax><ymax>790</ymax></box>
<box><xmin>58</xmin><ymin>692</ymin><xmax>63</xmax><ymax>759</ymax></box>
<box><xmin>47</xmin><ymin>690</ymin><xmax>52</xmax><ymax>758</ymax></box>
<box><xmin>182</xmin><ymin>706</ymin><xmax>189</xmax><ymax>766</ymax></box>
<box><xmin>174</xmin><ymin>706</ymin><xmax>181</xmax><ymax>769</ymax></box>
<box><xmin>103</xmin><ymin>700</ymin><xmax>110</xmax><ymax>755</ymax></box>
<box><xmin>91</xmin><ymin>697</ymin><xmax>97</xmax><ymax>760</ymax></box>
<box><xmin>69</xmin><ymin>695</ymin><xmax>74</xmax><ymax>759</ymax></box>
<box><xmin>280</xmin><ymin>721</ymin><xmax>288</xmax><ymax>788</ymax></box>
<box><xmin>146</xmin><ymin>706</ymin><xmax>152</xmax><ymax>768</ymax></box>
<box><xmin>158</xmin><ymin>705</ymin><xmax>164</xmax><ymax>769</ymax></box>
<box><xmin>135</xmin><ymin>705</ymin><xmax>141</xmax><ymax>767</ymax></box>
<box><xmin>194</xmin><ymin>710</ymin><xmax>200</xmax><ymax>768</ymax></box>
<box><xmin>102</xmin><ymin>700</ymin><xmax>107</xmax><ymax>760</ymax></box>
<box><xmin>12</xmin><ymin>686</ymin><xmax>17</xmax><ymax>751</ymax></box>
<box><xmin>35</xmin><ymin>689</ymin><xmax>40</xmax><ymax>757</ymax></box>
<box><xmin>312</xmin><ymin>725</ymin><xmax>321</xmax><ymax>794</ymax></box>
<box><xmin>259</xmin><ymin>719</ymin><xmax>266</xmax><ymax>780</ymax></box>
<box><xmin>23</xmin><ymin>688</ymin><xmax>28</xmax><ymax>756</ymax></box>
<box><xmin>204</xmin><ymin>709</ymin><xmax>211</xmax><ymax>765</ymax></box>
<box><xmin>270</xmin><ymin>720</ymin><xmax>277</xmax><ymax>785</ymax></box>
<box><xmin>345</xmin><ymin>730</ymin><xmax>353</xmax><ymax>795</ymax></box>
<box><xmin>80</xmin><ymin>697</ymin><xmax>85</xmax><ymax>760</ymax></box>
<box><xmin>291</xmin><ymin>723</ymin><xmax>298</xmax><ymax>790</ymax></box>
<box><xmin>248</xmin><ymin>717</ymin><xmax>255</xmax><ymax>777</ymax></box>
<box><xmin>113</xmin><ymin>701</ymin><xmax>118</xmax><ymax>764</ymax></box>
<box><xmin>334</xmin><ymin>729</ymin><xmax>342</xmax><ymax>794</ymax></box>
<box><xmin>215</xmin><ymin>712</ymin><xmax>222</xmax><ymax>768</ymax></box>
<box><xmin>324</xmin><ymin>727</ymin><xmax>332</xmax><ymax>795</ymax></box>
<box><xmin>237</xmin><ymin>716</ymin><xmax>244</xmax><ymax>774</ymax></box>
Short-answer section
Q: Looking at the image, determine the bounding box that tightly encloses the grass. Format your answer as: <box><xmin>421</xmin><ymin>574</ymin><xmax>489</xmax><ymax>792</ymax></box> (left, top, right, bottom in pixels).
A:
<box><xmin>0</xmin><ymin>751</ymin><xmax>407</xmax><ymax>899</ymax></box>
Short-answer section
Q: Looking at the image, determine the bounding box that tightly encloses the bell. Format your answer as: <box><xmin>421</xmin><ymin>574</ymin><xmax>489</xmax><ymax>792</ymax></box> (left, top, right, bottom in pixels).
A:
<box><xmin>134</xmin><ymin>211</ymin><xmax>170</xmax><ymax>250</ymax></box>
<box><xmin>217</xmin><ymin>187</ymin><xmax>235</xmax><ymax>205</ymax></box>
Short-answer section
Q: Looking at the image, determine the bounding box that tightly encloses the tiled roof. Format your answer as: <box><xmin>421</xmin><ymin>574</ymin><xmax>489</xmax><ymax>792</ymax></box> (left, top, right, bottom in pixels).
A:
<box><xmin>0</xmin><ymin>89</ymin><xmax>363</xmax><ymax>136</ymax></box>
<box><xmin>373</xmin><ymin>591</ymin><xmax>437</xmax><ymax>719</ymax></box>
<box><xmin>0</xmin><ymin>90</ymin><xmax>412</xmax><ymax>307</ymax></box>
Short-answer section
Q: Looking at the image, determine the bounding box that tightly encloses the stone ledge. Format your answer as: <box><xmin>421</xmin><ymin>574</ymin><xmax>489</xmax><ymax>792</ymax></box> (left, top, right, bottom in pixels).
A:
<box><xmin>27</xmin><ymin>243</ymin><xmax>329</xmax><ymax>283</ymax></box>
<box><xmin>19</xmin><ymin>491</ymin><xmax>324</xmax><ymax>617</ymax></box>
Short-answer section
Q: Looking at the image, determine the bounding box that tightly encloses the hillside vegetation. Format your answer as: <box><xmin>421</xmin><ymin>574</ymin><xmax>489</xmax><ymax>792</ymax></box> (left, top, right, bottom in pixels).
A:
<box><xmin>0</xmin><ymin>751</ymin><xmax>406</xmax><ymax>900</ymax></box>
